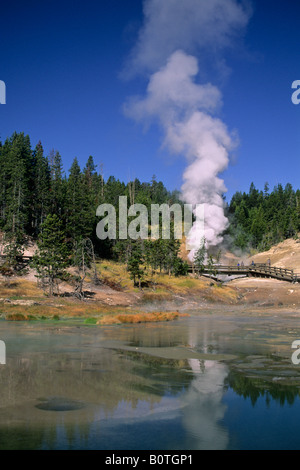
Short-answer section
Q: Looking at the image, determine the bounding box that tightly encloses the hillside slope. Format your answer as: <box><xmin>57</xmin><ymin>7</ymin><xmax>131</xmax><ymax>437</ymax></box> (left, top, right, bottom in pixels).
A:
<box><xmin>246</xmin><ymin>237</ymin><xmax>300</xmax><ymax>273</ymax></box>
<box><xmin>225</xmin><ymin>236</ymin><xmax>300</xmax><ymax>307</ymax></box>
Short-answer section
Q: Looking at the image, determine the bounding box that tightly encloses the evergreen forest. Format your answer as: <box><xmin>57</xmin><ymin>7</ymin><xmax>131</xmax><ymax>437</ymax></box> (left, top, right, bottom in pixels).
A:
<box><xmin>0</xmin><ymin>131</ymin><xmax>299</xmax><ymax>287</ymax></box>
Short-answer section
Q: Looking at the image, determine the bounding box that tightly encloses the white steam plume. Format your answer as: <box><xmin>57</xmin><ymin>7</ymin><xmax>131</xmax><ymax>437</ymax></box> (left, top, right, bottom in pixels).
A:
<box><xmin>124</xmin><ymin>0</ymin><xmax>251</xmax><ymax>259</ymax></box>
<box><xmin>125</xmin><ymin>0</ymin><xmax>251</xmax><ymax>78</ymax></box>
<box><xmin>125</xmin><ymin>51</ymin><xmax>236</xmax><ymax>256</ymax></box>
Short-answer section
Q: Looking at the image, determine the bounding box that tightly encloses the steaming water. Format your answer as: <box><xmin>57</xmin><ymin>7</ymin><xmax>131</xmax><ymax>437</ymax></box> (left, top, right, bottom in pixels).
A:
<box><xmin>1</xmin><ymin>310</ymin><xmax>300</xmax><ymax>450</ymax></box>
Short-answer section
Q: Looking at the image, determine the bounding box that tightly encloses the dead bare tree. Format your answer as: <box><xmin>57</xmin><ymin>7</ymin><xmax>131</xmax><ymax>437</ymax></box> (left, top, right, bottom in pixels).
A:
<box><xmin>73</xmin><ymin>238</ymin><xmax>100</xmax><ymax>300</ymax></box>
<box><xmin>128</xmin><ymin>179</ymin><xmax>135</xmax><ymax>206</ymax></box>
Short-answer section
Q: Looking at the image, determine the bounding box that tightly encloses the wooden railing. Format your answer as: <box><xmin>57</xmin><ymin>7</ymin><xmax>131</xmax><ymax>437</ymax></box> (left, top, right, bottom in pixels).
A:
<box><xmin>188</xmin><ymin>263</ymin><xmax>300</xmax><ymax>283</ymax></box>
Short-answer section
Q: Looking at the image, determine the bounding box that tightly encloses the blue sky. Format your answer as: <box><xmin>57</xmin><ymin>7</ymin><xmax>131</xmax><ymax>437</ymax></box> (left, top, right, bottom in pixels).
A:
<box><xmin>0</xmin><ymin>0</ymin><xmax>300</xmax><ymax>203</ymax></box>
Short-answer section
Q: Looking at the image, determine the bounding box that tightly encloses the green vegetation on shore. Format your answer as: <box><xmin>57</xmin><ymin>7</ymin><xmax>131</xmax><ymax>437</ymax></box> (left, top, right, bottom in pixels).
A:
<box><xmin>0</xmin><ymin>257</ymin><xmax>239</xmax><ymax>323</ymax></box>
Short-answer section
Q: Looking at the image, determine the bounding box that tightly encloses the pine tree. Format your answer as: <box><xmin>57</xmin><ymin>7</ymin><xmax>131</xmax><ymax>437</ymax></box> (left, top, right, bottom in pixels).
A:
<box><xmin>207</xmin><ymin>254</ymin><xmax>216</xmax><ymax>275</ymax></box>
<box><xmin>173</xmin><ymin>257</ymin><xmax>189</xmax><ymax>276</ymax></box>
<box><xmin>194</xmin><ymin>238</ymin><xmax>207</xmax><ymax>273</ymax></box>
<box><xmin>162</xmin><ymin>238</ymin><xmax>181</xmax><ymax>276</ymax></box>
<box><xmin>32</xmin><ymin>141</ymin><xmax>51</xmax><ymax>233</ymax></box>
<box><xmin>32</xmin><ymin>214</ymin><xmax>69</xmax><ymax>296</ymax></box>
<box><xmin>49</xmin><ymin>150</ymin><xmax>66</xmax><ymax>218</ymax></box>
<box><xmin>1</xmin><ymin>132</ymin><xmax>32</xmax><ymax>236</ymax></box>
<box><xmin>150</xmin><ymin>239</ymin><xmax>167</xmax><ymax>273</ymax></box>
<box><xmin>83</xmin><ymin>156</ymin><xmax>97</xmax><ymax>188</ymax></box>
<box><xmin>127</xmin><ymin>241</ymin><xmax>144</xmax><ymax>288</ymax></box>
<box><xmin>82</xmin><ymin>155</ymin><xmax>99</xmax><ymax>240</ymax></box>
<box><xmin>66</xmin><ymin>158</ymin><xmax>83</xmax><ymax>238</ymax></box>
<box><xmin>1</xmin><ymin>231</ymin><xmax>26</xmax><ymax>276</ymax></box>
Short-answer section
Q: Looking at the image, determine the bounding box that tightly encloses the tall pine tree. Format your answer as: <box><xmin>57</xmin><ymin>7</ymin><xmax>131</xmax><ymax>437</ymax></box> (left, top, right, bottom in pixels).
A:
<box><xmin>32</xmin><ymin>214</ymin><xmax>69</xmax><ymax>296</ymax></box>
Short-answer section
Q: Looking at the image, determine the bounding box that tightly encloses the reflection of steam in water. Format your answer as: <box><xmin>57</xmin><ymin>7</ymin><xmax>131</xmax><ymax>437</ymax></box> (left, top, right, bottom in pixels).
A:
<box><xmin>181</xmin><ymin>360</ymin><xmax>229</xmax><ymax>450</ymax></box>
<box><xmin>179</xmin><ymin>325</ymin><xmax>229</xmax><ymax>450</ymax></box>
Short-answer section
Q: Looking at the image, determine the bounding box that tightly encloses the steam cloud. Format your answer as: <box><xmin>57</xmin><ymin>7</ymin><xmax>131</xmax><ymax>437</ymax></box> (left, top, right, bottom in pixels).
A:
<box><xmin>124</xmin><ymin>0</ymin><xmax>251</xmax><ymax>259</ymax></box>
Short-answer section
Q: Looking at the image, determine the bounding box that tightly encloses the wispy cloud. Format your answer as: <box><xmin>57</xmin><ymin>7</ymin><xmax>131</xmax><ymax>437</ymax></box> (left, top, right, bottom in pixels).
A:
<box><xmin>124</xmin><ymin>0</ymin><xmax>252</xmax><ymax>79</ymax></box>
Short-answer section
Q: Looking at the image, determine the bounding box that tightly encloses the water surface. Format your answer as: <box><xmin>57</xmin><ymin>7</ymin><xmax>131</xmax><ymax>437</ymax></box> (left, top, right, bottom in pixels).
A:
<box><xmin>1</xmin><ymin>310</ymin><xmax>300</xmax><ymax>450</ymax></box>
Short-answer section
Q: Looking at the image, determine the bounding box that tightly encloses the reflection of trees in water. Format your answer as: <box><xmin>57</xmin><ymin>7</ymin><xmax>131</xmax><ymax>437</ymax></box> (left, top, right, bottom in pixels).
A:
<box><xmin>0</xmin><ymin>409</ymin><xmax>94</xmax><ymax>450</ymax></box>
<box><xmin>0</xmin><ymin>346</ymin><xmax>195</xmax><ymax>449</ymax></box>
<box><xmin>0</xmin><ymin>426</ymin><xmax>44</xmax><ymax>450</ymax></box>
<box><xmin>0</xmin><ymin>350</ymin><xmax>169</xmax><ymax>408</ymax></box>
<box><xmin>225</xmin><ymin>370</ymin><xmax>300</xmax><ymax>407</ymax></box>
<box><xmin>117</xmin><ymin>349</ymin><xmax>193</xmax><ymax>396</ymax></box>
<box><xmin>103</xmin><ymin>323</ymin><xmax>192</xmax><ymax>349</ymax></box>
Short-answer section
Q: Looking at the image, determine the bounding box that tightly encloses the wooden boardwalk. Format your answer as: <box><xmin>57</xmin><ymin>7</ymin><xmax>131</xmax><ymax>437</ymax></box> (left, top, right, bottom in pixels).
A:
<box><xmin>188</xmin><ymin>263</ymin><xmax>300</xmax><ymax>283</ymax></box>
